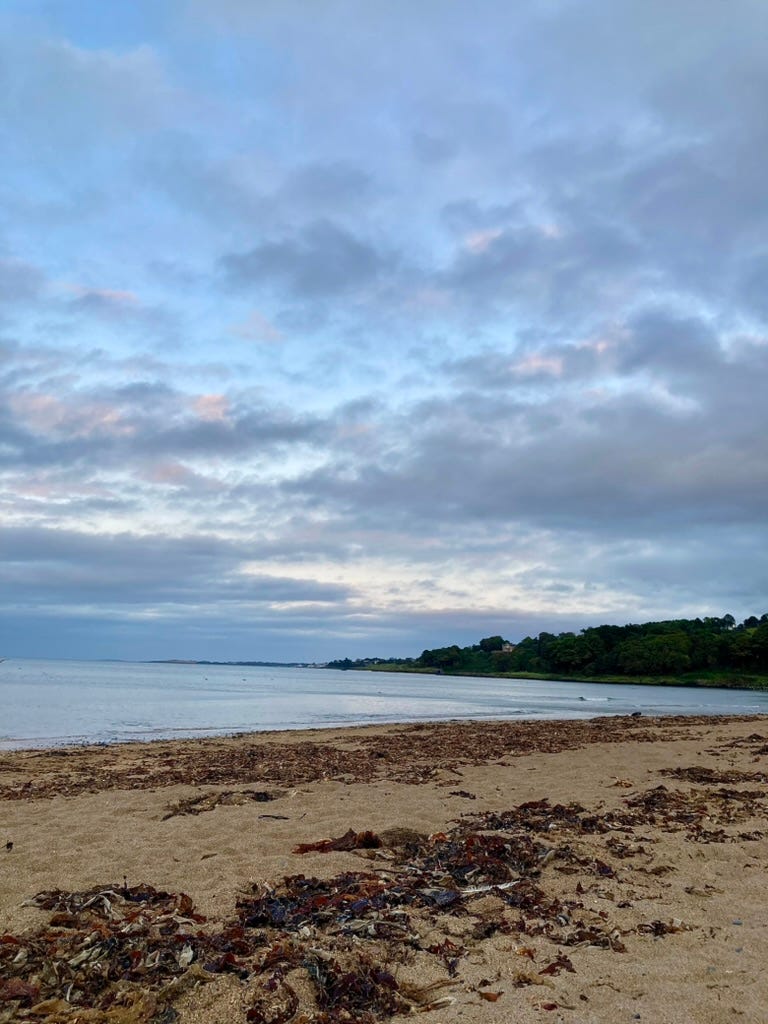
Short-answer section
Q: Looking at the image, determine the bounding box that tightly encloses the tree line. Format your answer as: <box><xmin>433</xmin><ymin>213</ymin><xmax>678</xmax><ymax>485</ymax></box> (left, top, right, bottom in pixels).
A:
<box><xmin>326</xmin><ymin>614</ymin><xmax>768</xmax><ymax>677</ymax></box>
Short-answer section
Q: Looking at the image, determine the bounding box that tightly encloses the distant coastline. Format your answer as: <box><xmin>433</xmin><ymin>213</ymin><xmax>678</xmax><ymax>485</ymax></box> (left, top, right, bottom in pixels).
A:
<box><xmin>324</xmin><ymin>612</ymin><xmax>768</xmax><ymax>692</ymax></box>
<box><xmin>355</xmin><ymin>664</ymin><xmax>768</xmax><ymax>691</ymax></box>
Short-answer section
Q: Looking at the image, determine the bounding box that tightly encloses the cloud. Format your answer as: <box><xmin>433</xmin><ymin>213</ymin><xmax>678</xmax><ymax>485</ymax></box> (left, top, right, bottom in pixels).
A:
<box><xmin>0</xmin><ymin>258</ymin><xmax>45</xmax><ymax>303</ymax></box>
<box><xmin>279</xmin><ymin>162</ymin><xmax>375</xmax><ymax>211</ymax></box>
<box><xmin>283</xmin><ymin>315</ymin><xmax>768</xmax><ymax>537</ymax></box>
<box><xmin>0</xmin><ymin>525</ymin><xmax>353</xmax><ymax>609</ymax></box>
<box><xmin>0</xmin><ymin>341</ymin><xmax>332</xmax><ymax>476</ymax></box>
<box><xmin>1</xmin><ymin>2</ymin><xmax>767</xmax><ymax>660</ymax></box>
<box><xmin>222</xmin><ymin>220</ymin><xmax>394</xmax><ymax>299</ymax></box>
<box><xmin>0</xmin><ymin>35</ymin><xmax>178</xmax><ymax>153</ymax></box>
<box><xmin>230</xmin><ymin>310</ymin><xmax>283</xmax><ymax>343</ymax></box>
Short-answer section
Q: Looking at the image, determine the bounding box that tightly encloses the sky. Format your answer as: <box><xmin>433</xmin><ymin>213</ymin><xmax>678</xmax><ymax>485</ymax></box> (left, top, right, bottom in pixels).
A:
<box><xmin>1</xmin><ymin>0</ymin><xmax>767</xmax><ymax>662</ymax></box>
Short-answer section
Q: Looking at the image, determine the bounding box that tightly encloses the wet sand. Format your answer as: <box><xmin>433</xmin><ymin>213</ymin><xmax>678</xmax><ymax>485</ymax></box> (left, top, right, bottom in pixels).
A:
<box><xmin>1</xmin><ymin>714</ymin><xmax>767</xmax><ymax>1023</ymax></box>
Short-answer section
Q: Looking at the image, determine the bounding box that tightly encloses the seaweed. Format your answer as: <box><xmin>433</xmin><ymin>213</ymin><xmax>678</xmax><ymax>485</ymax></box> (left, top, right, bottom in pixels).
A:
<box><xmin>6</xmin><ymin>765</ymin><xmax>756</xmax><ymax>1023</ymax></box>
<box><xmin>0</xmin><ymin>715</ymin><xmax>734</xmax><ymax>802</ymax></box>
<box><xmin>293</xmin><ymin>830</ymin><xmax>381</xmax><ymax>854</ymax></box>
<box><xmin>305</xmin><ymin>952</ymin><xmax>405</xmax><ymax>1022</ymax></box>
<box><xmin>162</xmin><ymin>789</ymin><xmax>280</xmax><ymax>820</ymax></box>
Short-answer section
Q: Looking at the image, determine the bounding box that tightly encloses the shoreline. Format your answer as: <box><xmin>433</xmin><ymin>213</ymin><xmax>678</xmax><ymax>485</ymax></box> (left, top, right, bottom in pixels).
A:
<box><xmin>4</xmin><ymin>686</ymin><xmax>768</xmax><ymax>755</ymax></box>
<box><xmin>2</xmin><ymin>714</ymin><xmax>767</xmax><ymax>1022</ymax></box>
<box><xmin>362</xmin><ymin>664</ymin><xmax>768</xmax><ymax>691</ymax></box>
<box><xmin>1</xmin><ymin>704</ymin><xmax>767</xmax><ymax>756</ymax></box>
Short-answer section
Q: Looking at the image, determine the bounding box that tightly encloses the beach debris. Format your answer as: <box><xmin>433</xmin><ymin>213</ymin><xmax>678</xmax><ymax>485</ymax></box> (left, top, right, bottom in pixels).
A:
<box><xmin>448</xmin><ymin>790</ymin><xmax>476</xmax><ymax>799</ymax></box>
<box><xmin>305</xmin><ymin>951</ymin><xmax>407</xmax><ymax>1020</ymax></box>
<box><xmin>539</xmin><ymin>953</ymin><xmax>576</xmax><ymax>976</ymax></box>
<box><xmin>659</xmin><ymin>765</ymin><xmax>767</xmax><ymax>785</ymax></box>
<box><xmin>398</xmin><ymin>978</ymin><xmax>458</xmax><ymax>1010</ymax></box>
<box><xmin>294</xmin><ymin>829</ymin><xmax>382</xmax><ymax>854</ymax></box>
<box><xmin>608</xmin><ymin>781</ymin><xmax>768</xmax><ymax>840</ymax></box>
<box><xmin>2</xmin><ymin>883</ymin><xmax>221</xmax><ymax>1023</ymax></box>
<box><xmin>4</xmin><ymin>840</ymin><xmax>11</xmax><ymax>852</ymax></box>
<box><xmin>636</xmin><ymin>918</ymin><xmax>691</xmax><ymax>936</ymax></box>
<box><xmin>0</xmin><ymin>715</ymin><xmax>724</xmax><ymax>802</ymax></box>
<box><xmin>4</xmin><ymin>733</ymin><xmax>761</xmax><ymax>1023</ymax></box>
<box><xmin>0</xmin><ymin>784</ymin><xmax>652</xmax><ymax>1021</ymax></box>
<box><xmin>511</xmin><ymin>969</ymin><xmax>555</xmax><ymax>989</ymax></box>
<box><xmin>246</xmin><ymin>977</ymin><xmax>299</xmax><ymax>1024</ymax></box>
<box><xmin>162</xmin><ymin>789</ymin><xmax>280</xmax><ymax>820</ymax></box>
<box><xmin>377</xmin><ymin>827</ymin><xmax>426</xmax><ymax>849</ymax></box>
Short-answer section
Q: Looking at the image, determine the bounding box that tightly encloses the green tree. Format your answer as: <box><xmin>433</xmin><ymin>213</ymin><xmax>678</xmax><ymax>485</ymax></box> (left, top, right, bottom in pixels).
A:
<box><xmin>479</xmin><ymin>635</ymin><xmax>505</xmax><ymax>653</ymax></box>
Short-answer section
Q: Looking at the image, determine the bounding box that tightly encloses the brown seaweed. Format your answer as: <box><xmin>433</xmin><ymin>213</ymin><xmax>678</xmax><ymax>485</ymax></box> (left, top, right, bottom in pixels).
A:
<box><xmin>0</xmin><ymin>715</ymin><xmax>742</xmax><ymax>802</ymax></box>
<box><xmin>162</xmin><ymin>789</ymin><xmax>279</xmax><ymax>820</ymax></box>
<box><xmin>293</xmin><ymin>829</ymin><xmax>382</xmax><ymax>854</ymax></box>
<box><xmin>4</xmin><ymin>755</ymin><xmax>762</xmax><ymax>1023</ymax></box>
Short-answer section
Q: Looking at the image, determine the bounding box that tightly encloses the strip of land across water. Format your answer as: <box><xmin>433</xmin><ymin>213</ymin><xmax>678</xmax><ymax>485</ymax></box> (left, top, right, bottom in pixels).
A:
<box><xmin>1</xmin><ymin>714</ymin><xmax>767</xmax><ymax>1023</ymax></box>
<box><xmin>326</xmin><ymin>614</ymin><xmax>768</xmax><ymax>690</ymax></box>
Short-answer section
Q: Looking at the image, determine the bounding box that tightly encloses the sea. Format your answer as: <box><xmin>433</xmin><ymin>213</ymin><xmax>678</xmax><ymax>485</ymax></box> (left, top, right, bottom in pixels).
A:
<box><xmin>1</xmin><ymin>658</ymin><xmax>767</xmax><ymax>750</ymax></box>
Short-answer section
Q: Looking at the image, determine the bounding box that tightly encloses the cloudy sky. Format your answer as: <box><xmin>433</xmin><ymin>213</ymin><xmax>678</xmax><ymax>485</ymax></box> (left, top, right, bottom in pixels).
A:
<box><xmin>2</xmin><ymin>1</ymin><xmax>767</xmax><ymax>662</ymax></box>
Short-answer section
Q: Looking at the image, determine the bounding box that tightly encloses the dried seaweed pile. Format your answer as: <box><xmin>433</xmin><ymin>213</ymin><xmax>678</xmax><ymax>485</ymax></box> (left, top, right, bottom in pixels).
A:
<box><xmin>659</xmin><ymin>765</ymin><xmax>767</xmax><ymax>784</ymax></box>
<box><xmin>0</xmin><ymin>715</ymin><xmax>732</xmax><ymax>802</ymax></box>
<box><xmin>713</xmin><ymin>730</ymin><xmax>768</xmax><ymax>756</ymax></box>
<box><xmin>607</xmin><ymin>779</ymin><xmax>768</xmax><ymax>842</ymax></box>
<box><xmin>0</xmin><ymin>884</ymin><xmax>214</xmax><ymax>1023</ymax></box>
<box><xmin>8</xmin><ymin>778</ymin><xmax>753</xmax><ymax>1024</ymax></box>
<box><xmin>3</xmin><ymin>720</ymin><xmax>766</xmax><ymax>1022</ymax></box>
<box><xmin>161</xmin><ymin>790</ymin><xmax>281</xmax><ymax>821</ymax></box>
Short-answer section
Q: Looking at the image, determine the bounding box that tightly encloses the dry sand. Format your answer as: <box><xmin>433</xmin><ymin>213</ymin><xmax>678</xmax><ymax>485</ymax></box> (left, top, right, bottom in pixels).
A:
<box><xmin>1</xmin><ymin>714</ymin><xmax>767</xmax><ymax>1023</ymax></box>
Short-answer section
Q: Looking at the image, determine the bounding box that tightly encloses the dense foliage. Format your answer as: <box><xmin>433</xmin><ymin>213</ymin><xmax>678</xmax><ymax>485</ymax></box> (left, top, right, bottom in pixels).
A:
<box><xmin>507</xmin><ymin>614</ymin><xmax>768</xmax><ymax>676</ymax></box>
<box><xmin>326</xmin><ymin>615</ymin><xmax>768</xmax><ymax>678</ymax></box>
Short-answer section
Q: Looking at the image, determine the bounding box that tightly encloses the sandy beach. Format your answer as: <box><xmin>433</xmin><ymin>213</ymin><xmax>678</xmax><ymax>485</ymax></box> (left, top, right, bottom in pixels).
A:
<box><xmin>1</xmin><ymin>714</ymin><xmax>767</xmax><ymax>1023</ymax></box>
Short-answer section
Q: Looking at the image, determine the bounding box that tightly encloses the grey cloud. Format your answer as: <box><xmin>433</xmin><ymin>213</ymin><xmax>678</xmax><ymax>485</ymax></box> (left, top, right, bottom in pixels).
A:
<box><xmin>136</xmin><ymin>409</ymin><xmax>326</xmax><ymax>459</ymax></box>
<box><xmin>143</xmin><ymin>137</ymin><xmax>378</xmax><ymax>237</ymax></box>
<box><xmin>1</xmin><ymin>35</ymin><xmax>179</xmax><ymax>154</ymax></box>
<box><xmin>439</xmin><ymin>213</ymin><xmax>642</xmax><ymax>325</ymax></box>
<box><xmin>0</xmin><ymin>599</ymin><xmax>593</xmax><ymax>663</ymax></box>
<box><xmin>64</xmin><ymin>291</ymin><xmax>175</xmax><ymax>339</ymax></box>
<box><xmin>140</xmin><ymin>134</ymin><xmax>275</xmax><ymax>228</ymax></box>
<box><xmin>222</xmin><ymin>220</ymin><xmax>393</xmax><ymax>298</ymax></box>
<box><xmin>411</xmin><ymin>132</ymin><xmax>457</xmax><ymax>165</ymax></box>
<box><xmin>4</xmin><ymin>0</ymin><xmax>768</xmax><ymax>660</ymax></box>
<box><xmin>284</xmin><ymin>326</ymin><xmax>768</xmax><ymax>535</ymax></box>
<box><xmin>0</xmin><ymin>258</ymin><xmax>45</xmax><ymax>303</ymax></box>
<box><xmin>0</xmin><ymin>525</ymin><xmax>353</xmax><ymax>609</ymax></box>
<box><xmin>446</xmin><ymin>342</ymin><xmax>604</xmax><ymax>391</ymax></box>
<box><xmin>737</xmin><ymin>253</ymin><xmax>768</xmax><ymax>321</ymax></box>
<box><xmin>617</xmin><ymin>309</ymin><xmax>722</xmax><ymax>376</ymax></box>
<box><xmin>67</xmin><ymin>291</ymin><xmax>144</xmax><ymax>319</ymax></box>
<box><xmin>0</xmin><ymin>345</ymin><xmax>330</xmax><ymax>471</ymax></box>
<box><xmin>440</xmin><ymin>199</ymin><xmax>523</xmax><ymax>235</ymax></box>
<box><xmin>279</xmin><ymin>162</ymin><xmax>375</xmax><ymax>210</ymax></box>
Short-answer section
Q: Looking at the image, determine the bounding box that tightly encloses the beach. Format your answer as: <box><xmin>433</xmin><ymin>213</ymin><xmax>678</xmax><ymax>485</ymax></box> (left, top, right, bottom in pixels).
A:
<box><xmin>1</xmin><ymin>714</ymin><xmax>767</xmax><ymax>1023</ymax></box>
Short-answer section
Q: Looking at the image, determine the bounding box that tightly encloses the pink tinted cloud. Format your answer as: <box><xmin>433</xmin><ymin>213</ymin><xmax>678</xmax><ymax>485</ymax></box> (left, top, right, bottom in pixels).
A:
<box><xmin>230</xmin><ymin>310</ymin><xmax>283</xmax><ymax>342</ymax></box>
<box><xmin>512</xmin><ymin>353</ymin><xmax>564</xmax><ymax>377</ymax></box>
<box><xmin>464</xmin><ymin>228</ymin><xmax>503</xmax><ymax>253</ymax></box>
<box><xmin>193</xmin><ymin>393</ymin><xmax>230</xmax><ymax>422</ymax></box>
<box><xmin>10</xmin><ymin>393</ymin><xmax>133</xmax><ymax>438</ymax></box>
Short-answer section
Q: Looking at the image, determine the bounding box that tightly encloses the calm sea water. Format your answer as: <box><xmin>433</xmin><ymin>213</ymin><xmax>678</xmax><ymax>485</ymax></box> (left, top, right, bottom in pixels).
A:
<box><xmin>1</xmin><ymin>658</ymin><xmax>767</xmax><ymax>750</ymax></box>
